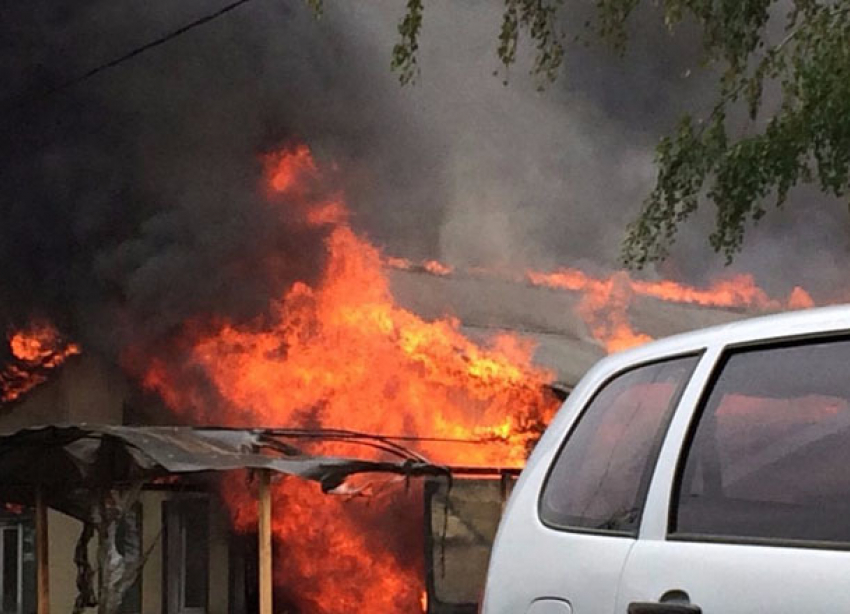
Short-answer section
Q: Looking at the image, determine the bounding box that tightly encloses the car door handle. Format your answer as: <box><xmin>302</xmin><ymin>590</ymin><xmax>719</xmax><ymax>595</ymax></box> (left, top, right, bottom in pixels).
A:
<box><xmin>628</xmin><ymin>603</ymin><xmax>701</xmax><ymax>614</ymax></box>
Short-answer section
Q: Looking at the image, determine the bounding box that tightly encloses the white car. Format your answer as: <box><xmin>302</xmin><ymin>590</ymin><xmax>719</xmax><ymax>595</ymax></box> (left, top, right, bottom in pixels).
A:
<box><xmin>482</xmin><ymin>305</ymin><xmax>850</xmax><ymax>614</ymax></box>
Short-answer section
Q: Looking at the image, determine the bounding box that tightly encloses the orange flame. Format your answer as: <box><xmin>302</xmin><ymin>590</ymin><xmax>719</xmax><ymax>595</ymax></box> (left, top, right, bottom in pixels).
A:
<box><xmin>385</xmin><ymin>256</ymin><xmax>453</xmax><ymax>277</ymax></box>
<box><xmin>527</xmin><ymin>267</ymin><xmax>815</xmax><ymax>311</ymax></box>
<box><xmin>1</xmin><ymin>322</ymin><xmax>81</xmax><ymax>403</ymax></box>
<box><xmin>386</xmin><ymin>259</ymin><xmax>818</xmax><ymax>354</ymax></box>
<box><xmin>520</xmin><ymin>268</ymin><xmax>819</xmax><ymax>352</ymax></box>
<box><xmin>266</xmin><ymin>143</ymin><xmax>317</xmax><ymax>193</ymax></box>
<box><xmin>524</xmin><ymin>269</ymin><xmax>651</xmax><ymax>351</ymax></box>
<box><xmin>385</xmin><ymin>256</ymin><xmax>413</xmax><ymax>270</ymax></box>
<box><xmin>788</xmin><ymin>286</ymin><xmax>815</xmax><ymax>310</ymax></box>
<box><xmin>423</xmin><ymin>260</ymin><xmax>452</xmax><ymax>276</ymax></box>
<box><xmin>139</xmin><ymin>144</ymin><xmax>558</xmax><ymax>614</ymax></box>
<box><xmin>225</xmin><ymin>473</ymin><xmax>425</xmax><ymax>614</ymax></box>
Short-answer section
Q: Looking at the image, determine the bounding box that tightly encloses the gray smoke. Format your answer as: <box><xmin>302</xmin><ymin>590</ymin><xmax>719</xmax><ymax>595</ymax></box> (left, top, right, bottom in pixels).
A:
<box><xmin>338</xmin><ymin>0</ymin><xmax>850</xmax><ymax>298</ymax></box>
<box><xmin>1</xmin><ymin>0</ymin><xmax>847</xmax><ymax>365</ymax></box>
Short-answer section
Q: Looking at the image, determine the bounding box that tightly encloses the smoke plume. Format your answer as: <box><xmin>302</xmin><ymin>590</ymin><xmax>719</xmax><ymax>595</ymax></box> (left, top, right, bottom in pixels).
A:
<box><xmin>1</xmin><ymin>0</ymin><xmax>848</xmax><ymax>364</ymax></box>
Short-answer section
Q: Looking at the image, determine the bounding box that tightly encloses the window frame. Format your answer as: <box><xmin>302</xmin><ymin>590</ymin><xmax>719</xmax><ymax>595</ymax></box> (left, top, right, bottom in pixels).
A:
<box><xmin>164</xmin><ymin>497</ymin><xmax>209</xmax><ymax>614</ymax></box>
<box><xmin>0</xmin><ymin>523</ymin><xmax>23</xmax><ymax>614</ymax></box>
<box><xmin>537</xmin><ymin>352</ymin><xmax>703</xmax><ymax>538</ymax></box>
<box><xmin>668</xmin><ymin>332</ymin><xmax>850</xmax><ymax>551</ymax></box>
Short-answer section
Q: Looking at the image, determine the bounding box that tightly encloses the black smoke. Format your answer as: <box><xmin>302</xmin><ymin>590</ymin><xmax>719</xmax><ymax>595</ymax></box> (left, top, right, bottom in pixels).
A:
<box><xmin>0</xmin><ymin>0</ymin><xmax>447</xmax><ymax>359</ymax></box>
<box><xmin>1</xmin><ymin>0</ymin><xmax>848</xmax><ymax>365</ymax></box>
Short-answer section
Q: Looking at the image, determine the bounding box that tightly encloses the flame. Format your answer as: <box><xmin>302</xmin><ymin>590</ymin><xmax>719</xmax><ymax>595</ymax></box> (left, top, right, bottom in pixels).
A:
<box><xmin>225</xmin><ymin>473</ymin><xmax>425</xmax><ymax>614</ymax></box>
<box><xmin>423</xmin><ymin>260</ymin><xmax>452</xmax><ymax>276</ymax></box>
<box><xmin>788</xmin><ymin>286</ymin><xmax>815</xmax><ymax>310</ymax></box>
<box><xmin>143</xmin><ymin>145</ymin><xmax>556</xmax><ymax>466</ymax></box>
<box><xmin>386</xmin><ymin>256</ymin><xmax>413</xmax><ymax>270</ymax></box>
<box><xmin>527</xmin><ymin>267</ymin><xmax>815</xmax><ymax>311</ymax></box>
<box><xmin>385</xmin><ymin>255</ymin><xmax>453</xmax><ymax>277</ymax></box>
<box><xmin>387</xmin><ymin>261</ymin><xmax>819</xmax><ymax>354</ymax></box>
<box><xmin>266</xmin><ymin>144</ymin><xmax>317</xmax><ymax>193</ymax></box>
<box><xmin>525</xmin><ymin>269</ymin><xmax>821</xmax><ymax>351</ymax></box>
<box><xmin>152</xmin><ymin>223</ymin><xmax>553</xmax><ymax>464</ymax></box>
<box><xmin>131</xmin><ymin>144</ymin><xmax>826</xmax><ymax>612</ymax></box>
<box><xmin>1</xmin><ymin>322</ymin><xmax>81</xmax><ymax>403</ymax></box>
<box><xmin>139</xmin><ymin>144</ymin><xmax>557</xmax><ymax>614</ymax></box>
<box><xmin>383</xmin><ymin>263</ymin><xmax>818</xmax><ymax>354</ymax></box>
<box><xmin>522</xmin><ymin>269</ymin><xmax>648</xmax><ymax>351</ymax></box>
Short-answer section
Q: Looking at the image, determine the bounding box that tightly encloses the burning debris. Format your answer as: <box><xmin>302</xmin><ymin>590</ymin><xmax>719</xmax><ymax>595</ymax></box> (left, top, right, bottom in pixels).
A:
<box><xmin>0</xmin><ymin>322</ymin><xmax>81</xmax><ymax>403</ymax></box>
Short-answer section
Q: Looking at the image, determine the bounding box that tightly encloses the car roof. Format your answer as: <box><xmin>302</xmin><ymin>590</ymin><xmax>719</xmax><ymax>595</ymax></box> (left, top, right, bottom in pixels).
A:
<box><xmin>597</xmin><ymin>304</ymin><xmax>850</xmax><ymax>370</ymax></box>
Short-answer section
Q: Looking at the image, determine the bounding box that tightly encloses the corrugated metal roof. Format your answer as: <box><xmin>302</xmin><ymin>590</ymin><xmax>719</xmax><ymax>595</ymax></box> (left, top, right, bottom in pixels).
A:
<box><xmin>0</xmin><ymin>424</ymin><xmax>445</xmax><ymax>519</ymax></box>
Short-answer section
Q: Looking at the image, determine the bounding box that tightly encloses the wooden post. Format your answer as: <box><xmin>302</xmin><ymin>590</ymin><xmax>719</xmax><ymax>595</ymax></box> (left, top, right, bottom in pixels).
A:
<box><xmin>35</xmin><ymin>487</ymin><xmax>49</xmax><ymax>614</ymax></box>
<box><xmin>258</xmin><ymin>470</ymin><xmax>273</xmax><ymax>614</ymax></box>
<box><xmin>499</xmin><ymin>472</ymin><xmax>510</xmax><ymax>513</ymax></box>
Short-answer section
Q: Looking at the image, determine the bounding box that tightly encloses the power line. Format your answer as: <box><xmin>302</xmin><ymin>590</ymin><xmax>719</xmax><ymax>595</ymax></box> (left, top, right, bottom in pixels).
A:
<box><xmin>7</xmin><ymin>0</ymin><xmax>258</xmax><ymax>111</ymax></box>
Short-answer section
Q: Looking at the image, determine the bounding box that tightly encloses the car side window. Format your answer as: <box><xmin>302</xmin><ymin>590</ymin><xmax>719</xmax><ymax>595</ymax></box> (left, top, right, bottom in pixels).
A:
<box><xmin>540</xmin><ymin>355</ymin><xmax>699</xmax><ymax>535</ymax></box>
<box><xmin>672</xmin><ymin>338</ymin><xmax>850</xmax><ymax>545</ymax></box>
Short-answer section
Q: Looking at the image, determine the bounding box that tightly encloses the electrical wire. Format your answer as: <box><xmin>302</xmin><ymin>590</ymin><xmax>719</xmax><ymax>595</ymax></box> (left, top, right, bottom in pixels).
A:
<box><xmin>5</xmin><ymin>0</ymin><xmax>258</xmax><ymax>111</ymax></box>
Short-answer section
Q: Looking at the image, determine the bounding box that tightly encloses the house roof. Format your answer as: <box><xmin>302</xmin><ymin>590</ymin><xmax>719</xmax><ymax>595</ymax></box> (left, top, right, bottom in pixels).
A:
<box><xmin>388</xmin><ymin>269</ymin><xmax>750</xmax><ymax>386</ymax></box>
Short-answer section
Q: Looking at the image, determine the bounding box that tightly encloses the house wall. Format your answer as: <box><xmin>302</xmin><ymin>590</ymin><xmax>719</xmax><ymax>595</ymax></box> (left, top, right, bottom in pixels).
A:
<box><xmin>47</xmin><ymin>510</ymin><xmax>83</xmax><ymax>614</ymax></box>
<box><xmin>0</xmin><ymin>356</ymin><xmax>236</xmax><ymax>614</ymax></box>
<box><xmin>425</xmin><ymin>477</ymin><xmax>517</xmax><ymax>614</ymax></box>
<box><xmin>45</xmin><ymin>492</ymin><xmax>167</xmax><ymax>614</ymax></box>
<box><xmin>45</xmin><ymin>490</ymin><xmax>232</xmax><ymax>614</ymax></box>
<box><xmin>141</xmin><ymin>492</ymin><xmax>167</xmax><ymax>614</ymax></box>
<box><xmin>0</xmin><ymin>355</ymin><xmax>128</xmax><ymax>431</ymax></box>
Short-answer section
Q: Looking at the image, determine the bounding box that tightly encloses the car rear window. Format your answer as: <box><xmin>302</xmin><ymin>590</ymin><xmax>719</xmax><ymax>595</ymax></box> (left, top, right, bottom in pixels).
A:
<box><xmin>540</xmin><ymin>355</ymin><xmax>699</xmax><ymax>535</ymax></box>
<box><xmin>672</xmin><ymin>337</ymin><xmax>850</xmax><ymax>545</ymax></box>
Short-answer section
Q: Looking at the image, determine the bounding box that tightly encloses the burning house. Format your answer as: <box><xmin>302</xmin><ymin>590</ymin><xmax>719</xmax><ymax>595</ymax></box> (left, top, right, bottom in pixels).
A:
<box><xmin>0</xmin><ymin>291</ymin><xmax>754</xmax><ymax>614</ymax></box>
<box><xmin>0</xmin><ymin>422</ymin><xmax>444</xmax><ymax>614</ymax></box>
<box><xmin>0</xmin><ymin>141</ymin><xmax>816</xmax><ymax>614</ymax></box>
<box><xmin>1</xmin><ymin>140</ymin><xmax>820</xmax><ymax>614</ymax></box>
<box><xmin>1</xmin><ymin>0</ymin><xmax>841</xmax><ymax>609</ymax></box>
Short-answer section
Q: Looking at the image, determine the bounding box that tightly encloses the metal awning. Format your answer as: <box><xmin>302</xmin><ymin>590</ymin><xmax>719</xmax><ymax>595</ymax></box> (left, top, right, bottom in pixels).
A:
<box><xmin>0</xmin><ymin>424</ymin><xmax>445</xmax><ymax>518</ymax></box>
<box><xmin>0</xmin><ymin>424</ymin><xmax>447</xmax><ymax>614</ymax></box>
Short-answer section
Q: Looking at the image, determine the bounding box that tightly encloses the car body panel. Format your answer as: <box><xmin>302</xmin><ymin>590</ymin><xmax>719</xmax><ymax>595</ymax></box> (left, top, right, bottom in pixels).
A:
<box><xmin>482</xmin><ymin>355</ymin><xmax>639</xmax><ymax>614</ymax></box>
<box><xmin>616</xmin><ymin>540</ymin><xmax>850</xmax><ymax>613</ymax></box>
<box><xmin>483</xmin><ymin>305</ymin><xmax>850</xmax><ymax>614</ymax></box>
<box><xmin>526</xmin><ymin>598</ymin><xmax>572</xmax><ymax>614</ymax></box>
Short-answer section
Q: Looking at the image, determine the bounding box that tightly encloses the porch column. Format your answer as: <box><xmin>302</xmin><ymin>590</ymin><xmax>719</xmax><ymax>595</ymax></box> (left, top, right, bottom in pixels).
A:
<box><xmin>258</xmin><ymin>470</ymin><xmax>273</xmax><ymax>614</ymax></box>
<box><xmin>35</xmin><ymin>486</ymin><xmax>49</xmax><ymax>614</ymax></box>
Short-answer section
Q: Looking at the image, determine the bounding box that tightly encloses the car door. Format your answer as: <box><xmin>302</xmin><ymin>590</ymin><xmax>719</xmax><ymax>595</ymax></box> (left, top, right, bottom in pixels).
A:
<box><xmin>617</xmin><ymin>336</ymin><xmax>850</xmax><ymax>614</ymax></box>
<box><xmin>482</xmin><ymin>353</ymin><xmax>701</xmax><ymax>614</ymax></box>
